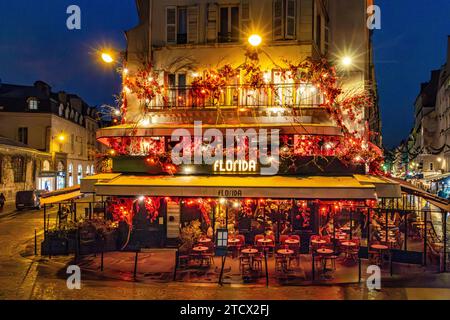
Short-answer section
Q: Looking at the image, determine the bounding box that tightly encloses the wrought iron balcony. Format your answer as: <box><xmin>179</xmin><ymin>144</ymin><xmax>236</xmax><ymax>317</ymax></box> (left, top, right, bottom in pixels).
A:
<box><xmin>147</xmin><ymin>83</ymin><xmax>324</xmax><ymax>110</ymax></box>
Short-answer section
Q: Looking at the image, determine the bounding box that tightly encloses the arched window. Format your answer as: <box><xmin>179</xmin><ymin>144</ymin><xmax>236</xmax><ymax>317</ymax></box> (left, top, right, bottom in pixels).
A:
<box><xmin>77</xmin><ymin>164</ymin><xmax>83</xmax><ymax>184</ymax></box>
<box><xmin>68</xmin><ymin>163</ymin><xmax>73</xmax><ymax>187</ymax></box>
<box><xmin>42</xmin><ymin>160</ymin><xmax>50</xmax><ymax>172</ymax></box>
<box><xmin>85</xmin><ymin>166</ymin><xmax>90</xmax><ymax>176</ymax></box>
<box><xmin>91</xmin><ymin>165</ymin><xmax>95</xmax><ymax>175</ymax></box>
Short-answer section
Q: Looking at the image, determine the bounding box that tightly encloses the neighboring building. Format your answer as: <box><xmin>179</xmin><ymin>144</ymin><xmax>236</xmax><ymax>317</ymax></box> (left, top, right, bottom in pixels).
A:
<box><xmin>0</xmin><ymin>80</ymin><xmax>102</xmax><ymax>191</ymax></box>
<box><xmin>0</xmin><ymin>136</ymin><xmax>51</xmax><ymax>203</ymax></box>
<box><xmin>392</xmin><ymin>36</ymin><xmax>450</xmax><ymax>196</ymax></box>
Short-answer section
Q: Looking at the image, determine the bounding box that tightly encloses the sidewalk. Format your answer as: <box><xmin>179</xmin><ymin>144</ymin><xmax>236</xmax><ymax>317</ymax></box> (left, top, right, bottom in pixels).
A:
<box><xmin>0</xmin><ymin>202</ymin><xmax>17</xmax><ymax>218</ymax></box>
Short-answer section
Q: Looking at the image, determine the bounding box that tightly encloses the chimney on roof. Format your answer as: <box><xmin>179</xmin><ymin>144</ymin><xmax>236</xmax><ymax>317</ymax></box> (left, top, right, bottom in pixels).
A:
<box><xmin>58</xmin><ymin>91</ymin><xmax>67</xmax><ymax>104</ymax></box>
<box><xmin>34</xmin><ymin>80</ymin><xmax>51</xmax><ymax>96</ymax></box>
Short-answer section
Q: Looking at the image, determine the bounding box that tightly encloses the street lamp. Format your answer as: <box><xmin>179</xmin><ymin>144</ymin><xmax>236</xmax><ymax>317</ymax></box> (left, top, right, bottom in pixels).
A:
<box><xmin>341</xmin><ymin>56</ymin><xmax>353</xmax><ymax>67</ymax></box>
<box><xmin>101</xmin><ymin>52</ymin><xmax>114</xmax><ymax>64</ymax></box>
<box><xmin>248</xmin><ymin>34</ymin><xmax>262</xmax><ymax>47</ymax></box>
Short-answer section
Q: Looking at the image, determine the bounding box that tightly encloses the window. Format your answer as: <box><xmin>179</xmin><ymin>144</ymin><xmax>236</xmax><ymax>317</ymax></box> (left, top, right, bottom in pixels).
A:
<box><xmin>12</xmin><ymin>156</ymin><xmax>25</xmax><ymax>183</ymax></box>
<box><xmin>68</xmin><ymin>163</ymin><xmax>73</xmax><ymax>187</ymax></box>
<box><xmin>28</xmin><ymin>98</ymin><xmax>38</xmax><ymax>110</ymax></box>
<box><xmin>219</xmin><ymin>6</ymin><xmax>239</xmax><ymax>43</ymax></box>
<box><xmin>166</xmin><ymin>6</ymin><xmax>198</xmax><ymax>44</ymax></box>
<box><xmin>18</xmin><ymin>127</ymin><xmax>28</xmax><ymax>145</ymax></box>
<box><xmin>91</xmin><ymin>165</ymin><xmax>95</xmax><ymax>175</ymax></box>
<box><xmin>42</xmin><ymin>160</ymin><xmax>50</xmax><ymax>172</ymax></box>
<box><xmin>430</xmin><ymin>162</ymin><xmax>434</xmax><ymax>171</ymax></box>
<box><xmin>86</xmin><ymin>166</ymin><xmax>90</xmax><ymax>176</ymax></box>
<box><xmin>77</xmin><ymin>164</ymin><xmax>83</xmax><ymax>185</ymax></box>
<box><xmin>0</xmin><ymin>157</ymin><xmax>3</xmax><ymax>183</ymax></box>
<box><xmin>168</xmin><ymin>73</ymin><xmax>187</xmax><ymax>106</ymax></box>
<box><xmin>273</xmin><ymin>0</ymin><xmax>296</xmax><ymax>40</ymax></box>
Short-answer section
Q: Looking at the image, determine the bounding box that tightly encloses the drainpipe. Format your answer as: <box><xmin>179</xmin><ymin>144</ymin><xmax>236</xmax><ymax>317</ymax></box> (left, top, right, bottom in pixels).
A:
<box><xmin>148</xmin><ymin>0</ymin><xmax>153</xmax><ymax>63</ymax></box>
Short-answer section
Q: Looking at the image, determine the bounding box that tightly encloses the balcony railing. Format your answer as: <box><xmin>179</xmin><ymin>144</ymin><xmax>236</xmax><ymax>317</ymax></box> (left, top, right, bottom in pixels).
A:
<box><xmin>148</xmin><ymin>83</ymin><xmax>324</xmax><ymax>110</ymax></box>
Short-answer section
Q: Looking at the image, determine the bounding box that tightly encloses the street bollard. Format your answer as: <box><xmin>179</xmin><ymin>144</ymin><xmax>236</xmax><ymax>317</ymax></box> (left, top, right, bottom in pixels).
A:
<box><xmin>34</xmin><ymin>229</ymin><xmax>37</xmax><ymax>256</ymax></box>
<box><xmin>133</xmin><ymin>251</ymin><xmax>139</xmax><ymax>281</ymax></box>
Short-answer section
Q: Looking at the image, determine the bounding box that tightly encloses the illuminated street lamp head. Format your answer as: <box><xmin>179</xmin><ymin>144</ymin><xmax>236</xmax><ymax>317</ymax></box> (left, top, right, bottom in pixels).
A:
<box><xmin>57</xmin><ymin>134</ymin><xmax>65</xmax><ymax>142</ymax></box>
<box><xmin>101</xmin><ymin>52</ymin><xmax>114</xmax><ymax>64</ymax></box>
<box><xmin>342</xmin><ymin>56</ymin><xmax>353</xmax><ymax>67</ymax></box>
<box><xmin>248</xmin><ymin>34</ymin><xmax>262</xmax><ymax>47</ymax></box>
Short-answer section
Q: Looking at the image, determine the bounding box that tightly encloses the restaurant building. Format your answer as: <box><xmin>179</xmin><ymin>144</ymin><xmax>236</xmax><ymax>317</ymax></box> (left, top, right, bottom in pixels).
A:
<box><xmin>82</xmin><ymin>0</ymin><xmax>399</xmax><ymax>252</ymax></box>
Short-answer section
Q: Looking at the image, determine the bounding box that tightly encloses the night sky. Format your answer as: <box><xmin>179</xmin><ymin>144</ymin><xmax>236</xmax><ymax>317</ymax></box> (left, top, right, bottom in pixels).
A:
<box><xmin>1</xmin><ymin>0</ymin><xmax>449</xmax><ymax>149</ymax></box>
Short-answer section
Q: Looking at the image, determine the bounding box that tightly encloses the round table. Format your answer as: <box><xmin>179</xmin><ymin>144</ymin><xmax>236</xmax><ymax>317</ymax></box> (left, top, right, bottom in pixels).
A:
<box><xmin>285</xmin><ymin>239</ymin><xmax>300</xmax><ymax>245</ymax></box>
<box><xmin>257</xmin><ymin>239</ymin><xmax>273</xmax><ymax>246</ymax></box>
<box><xmin>228</xmin><ymin>238</ymin><xmax>241</xmax><ymax>245</ymax></box>
<box><xmin>316</xmin><ymin>248</ymin><xmax>333</xmax><ymax>255</ymax></box>
<box><xmin>371</xmin><ymin>244</ymin><xmax>389</xmax><ymax>250</ymax></box>
<box><xmin>277</xmin><ymin>249</ymin><xmax>294</xmax><ymax>255</ymax></box>
<box><xmin>198</xmin><ymin>238</ymin><xmax>212</xmax><ymax>244</ymax></box>
<box><xmin>340</xmin><ymin>227</ymin><xmax>351</xmax><ymax>232</ymax></box>
<box><xmin>311</xmin><ymin>239</ymin><xmax>326</xmax><ymax>245</ymax></box>
<box><xmin>241</xmin><ymin>248</ymin><xmax>259</xmax><ymax>255</ymax></box>
<box><xmin>193</xmin><ymin>246</ymin><xmax>209</xmax><ymax>252</ymax></box>
<box><xmin>341</xmin><ymin>241</ymin><xmax>356</xmax><ymax>247</ymax></box>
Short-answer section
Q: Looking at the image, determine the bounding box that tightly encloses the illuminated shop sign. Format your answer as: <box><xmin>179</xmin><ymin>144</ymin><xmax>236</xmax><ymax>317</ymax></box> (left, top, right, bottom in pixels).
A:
<box><xmin>213</xmin><ymin>160</ymin><xmax>257</xmax><ymax>173</ymax></box>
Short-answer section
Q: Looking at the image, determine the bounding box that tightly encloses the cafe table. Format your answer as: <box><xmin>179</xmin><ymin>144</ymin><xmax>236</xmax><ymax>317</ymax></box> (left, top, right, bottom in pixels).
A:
<box><xmin>257</xmin><ymin>238</ymin><xmax>273</xmax><ymax>246</ymax></box>
<box><xmin>193</xmin><ymin>246</ymin><xmax>209</xmax><ymax>252</ymax></box>
<box><xmin>198</xmin><ymin>238</ymin><xmax>212</xmax><ymax>244</ymax></box>
<box><xmin>371</xmin><ymin>244</ymin><xmax>389</xmax><ymax>251</ymax></box>
<box><xmin>241</xmin><ymin>248</ymin><xmax>259</xmax><ymax>270</ymax></box>
<box><xmin>285</xmin><ymin>239</ymin><xmax>300</xmax><ymax>245</ymax></box>
<box><xmin>311</xmin><ymin>239</ymin><xmax>326</xmax><ymax>245</ymax></box>
<box><xmin>316</xmin><ymin>248</ymin><xmax>334</xmax><ymax>276</ymax></box>
<box><xmin>228</xmin><ymin>238</ymin><xmax>241</xmax><ymax>245</ymax></box>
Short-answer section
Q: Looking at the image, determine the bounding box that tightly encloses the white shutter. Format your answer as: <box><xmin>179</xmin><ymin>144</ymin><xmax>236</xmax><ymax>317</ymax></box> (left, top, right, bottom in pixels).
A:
<box><xmin>166</xmin><ymin>6</ymin><xmax>177</xmax><ymax>44</ymax></box>
<box><xmin>187</xmin><ymin>6</ymin><xmax>199</xmax><ymax>44</ymax></box>
<box><xmin>273</xmin><ymin>0</ymin><xmax>283</xmax><ymax>40</ymax></box>
<box><xmin>207</xmin><ymin>3</ymin><xmax>218</xmax><ymax>43</ymax></box>
<box><xmin>240</xmin><ymin>0</ymin><xmax>250</xmax><ymax>37</ymax></box>
<box><xmin>286</xmin><ymin>0</ymin><xmax>296</xmax><ymax>39</ymax></box>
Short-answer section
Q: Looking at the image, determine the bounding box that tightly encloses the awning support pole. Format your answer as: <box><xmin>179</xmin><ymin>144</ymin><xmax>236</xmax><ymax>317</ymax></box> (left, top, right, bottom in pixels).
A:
<box><xmin>443</xmin><ymin>210</ymin><xmax>447</xmax><ymax>273</ymax></box>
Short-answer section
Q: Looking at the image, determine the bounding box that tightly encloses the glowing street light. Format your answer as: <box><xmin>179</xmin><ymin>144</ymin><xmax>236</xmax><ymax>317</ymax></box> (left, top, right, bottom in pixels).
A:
<box><xmin>248</xmin><ymin>34</ymin><xmax>262</xmax><ymax>47</ymax></box>
<box><xmin>341</xmin><ymin>56</ymin><xmax>353</xmax><ymax>67</ymax></box>
<box><xmin>101</xmin><ymin>52</ymin><xmax>114</xmax><ymax>64</ymax></box>
<box><xmin>57</xmin><ymin>133</ymin><xmax>66</xmax><ymax>142</ymax></box>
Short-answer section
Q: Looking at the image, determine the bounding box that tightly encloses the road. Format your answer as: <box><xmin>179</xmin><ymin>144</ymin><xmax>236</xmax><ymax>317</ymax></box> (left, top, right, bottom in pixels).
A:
<box><xmin>1</xmin><ymin>208</ymin><xmax>450</xmax><ymax>300</ymax></box>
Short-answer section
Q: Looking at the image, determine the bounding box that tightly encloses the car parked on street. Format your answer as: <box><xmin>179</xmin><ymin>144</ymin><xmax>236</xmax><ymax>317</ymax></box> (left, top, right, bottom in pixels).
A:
<box><xmin>15</xmin><ymin>190</ymin><xmax>44</xmax><ymax>210</ymax></box>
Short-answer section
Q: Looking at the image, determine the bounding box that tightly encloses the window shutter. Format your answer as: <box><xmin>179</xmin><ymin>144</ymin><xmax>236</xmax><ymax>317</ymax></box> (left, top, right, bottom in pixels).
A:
<box><xmin>187</xmin><ymin>6</ymin><xmax>199</xmax><ymax>44</ymax></box>
<box><xmin>273</xmin><ymin>0</ymin><xmax>283</xmax><ymax>40</ymax></box>
<box><xmin>240</xmin><ymin>0</ymin><xmax>250</xmax><ymax>37</ymax></box>
<box><xmin>166</xmin><ymin>6</ymin><xmax>177</xmax><ymax>44</ymax></box>
<box><xmin>207</xmin><ymin>3</ymin><xmax>218</xmax><ymax>43</ymax></box>
<box><xmin>286</xmin><ymin>0</ymin><xmax>296</xmax><ymax>39</ymax></box>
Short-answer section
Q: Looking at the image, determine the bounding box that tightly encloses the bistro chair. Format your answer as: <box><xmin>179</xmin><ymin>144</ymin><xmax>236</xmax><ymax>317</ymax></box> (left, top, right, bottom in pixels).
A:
<box><xmin>239</xmin><ymin>253</ymin><xmax>252</xmax><ymax>273</ymax></box>
<box><xmin>254</xmin><ymin>234</ymin><xmax>264</xmax><ymax>246</ymax></box>
<box><xmin>280</xmin><ymin>235</ymin><xmax>289</xmax><ymax>245</ymax></box>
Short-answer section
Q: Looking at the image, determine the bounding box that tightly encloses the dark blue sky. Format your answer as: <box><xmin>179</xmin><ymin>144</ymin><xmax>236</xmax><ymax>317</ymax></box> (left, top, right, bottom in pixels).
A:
<box><xmin>1</xmin><ymin>1</ymin><xmax>449</xmax><ymax>148</ymax></box>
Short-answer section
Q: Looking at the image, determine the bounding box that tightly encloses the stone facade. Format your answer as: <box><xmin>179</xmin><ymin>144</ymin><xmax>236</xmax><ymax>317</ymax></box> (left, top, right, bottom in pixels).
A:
<box><xmin>0</xmin><ymin>137</ymin><xmax>51</xmax><ymax>203</ymax></box>
<box><xmin>0</xmin><ymin>81</ymin><xmax>104</xmax><ymax>191</ymax></box>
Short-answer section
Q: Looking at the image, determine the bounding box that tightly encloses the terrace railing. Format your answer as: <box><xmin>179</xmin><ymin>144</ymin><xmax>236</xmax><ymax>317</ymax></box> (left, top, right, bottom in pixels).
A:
<box><xmin>148</xmin><ymin>83</ymin><xmax>324</xmax><ymax>110</ymax></box>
